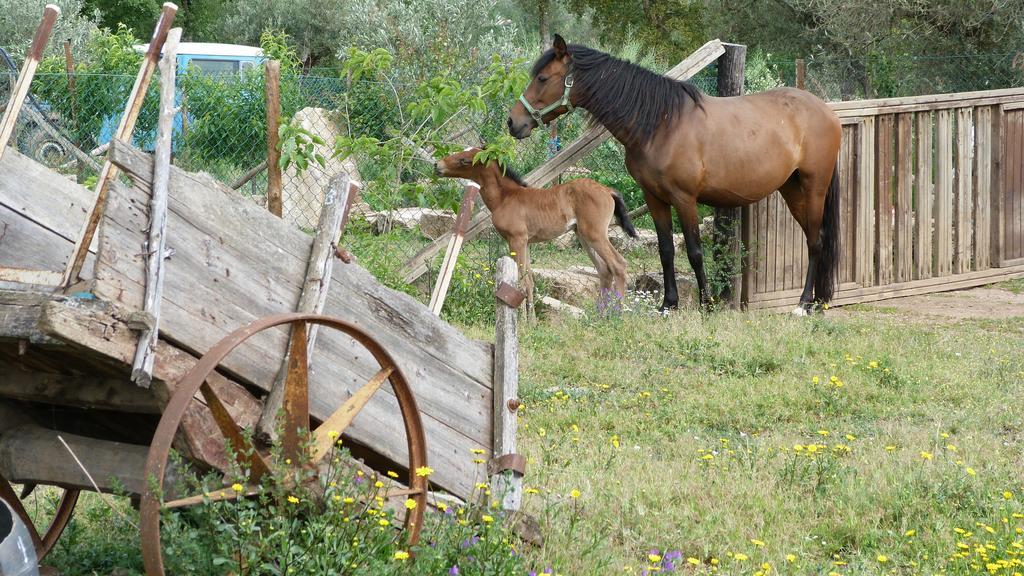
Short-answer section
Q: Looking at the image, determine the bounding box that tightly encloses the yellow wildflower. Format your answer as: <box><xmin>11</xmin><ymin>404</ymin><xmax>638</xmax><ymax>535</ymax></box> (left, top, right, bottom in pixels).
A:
<box><xmin>415</xmin><ymin>466</ymin><xmax>434</xmax><ymax>477</ymax></box>
<box><xmin>231</xmin><ymin>483</ymin><xmax>244</xmax><ymax>492</ymax></box>
<box><xmin>287</xmin><ymin>495</ymin><xmax>300</xmax><ymax>504</ymax></box>
<box><xmin>393</xmin><ymin>551</ymin><xmax>410</xmax><ymax>561</ymax></box>
<box><xmin>404</xmin><ymin>498</ymin><xmax>417</xmax><ymax>510</ymax></box>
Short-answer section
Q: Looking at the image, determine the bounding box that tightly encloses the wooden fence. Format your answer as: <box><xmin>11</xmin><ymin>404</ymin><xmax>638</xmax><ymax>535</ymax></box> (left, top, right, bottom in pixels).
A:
<box><xmin>743</xmin><ymin>87</ymin><xmax>1024</xmax><ymax>310</ymax></box>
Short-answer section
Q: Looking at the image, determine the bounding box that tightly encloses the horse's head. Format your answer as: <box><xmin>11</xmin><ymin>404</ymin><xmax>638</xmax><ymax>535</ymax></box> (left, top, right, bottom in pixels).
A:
<box><xmin>508</xmin><ymin>34</ymin><xmax>574</xmax><ymax>139</ymax></box>
<box><xmin>434</xmin><ymin>147</ymin><xmax>486</xmax><ymax>179</ymax></box>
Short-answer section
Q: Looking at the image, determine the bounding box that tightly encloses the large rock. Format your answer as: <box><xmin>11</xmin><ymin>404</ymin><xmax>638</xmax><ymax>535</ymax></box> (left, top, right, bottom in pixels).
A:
<box><xmin>364</xmin><ymin>207</ymin><xmax>454</xmax><ymax>235</ymax></box>
<box><xmin>282</xmin><ymin>107</ymin><xmax>361</xmax><ymax>228</ymax></box>
<box><xmin>419</xmin><ymin>210</ymin><xmax>457</xmax><ymax>239</ymax></box>
<box><xmin>531</xmin><ymin>267</ymin><xmax>600</xmax><ymax>305</ymax></box>
<box><xmin>630</xmin><ymin>270</ymin><xmax>699</xmax><ymax>308</ymax></box>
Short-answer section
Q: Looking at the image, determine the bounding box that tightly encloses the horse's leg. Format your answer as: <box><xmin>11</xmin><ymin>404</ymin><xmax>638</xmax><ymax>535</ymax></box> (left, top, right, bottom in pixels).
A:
<box><xmin>509</xmin><ymin>235</ymin><xmax>536</xmax><ymax>324</ymax></box>
<box><xmin>674</xmin><ymin>198</ymin><xmax>711</xmax><ymax>308</ymax></box>
<box><xmin>645</xmin><ymin>193</ymin><xmax>679</xmax><ymax>312</ymax></box>
<box><xmin>578</xmin><ymin>236</ymin><xmax>614</xmax><ymax>311</ymax></box>
<box><xmin>778</xmin><ymin>172</ymin><xmax>825</xmax><ymax>315</ymax></box>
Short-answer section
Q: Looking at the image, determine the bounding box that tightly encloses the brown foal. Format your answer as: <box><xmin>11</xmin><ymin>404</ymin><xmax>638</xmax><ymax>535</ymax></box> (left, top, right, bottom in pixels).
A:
<box><xmin>435</xmin><ymin>148</ymin><xmax>638</xmax><ymax>312</ymax></box>
<box><xmin>508</xmin><ymin>35</ymin><xmax>842</xmax><ymax>315</ymax></box>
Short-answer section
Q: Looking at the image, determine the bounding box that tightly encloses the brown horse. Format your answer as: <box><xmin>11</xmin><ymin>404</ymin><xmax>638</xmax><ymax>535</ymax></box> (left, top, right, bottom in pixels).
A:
<box><xmin>435</xmin><ymin>147</ymin><xmax>638</xmax><ymax>313</ymax></box>
<box><xmin>508</xmin><ymin>35</ymin><xmax>842</xmax><ymax>314</ymax></box>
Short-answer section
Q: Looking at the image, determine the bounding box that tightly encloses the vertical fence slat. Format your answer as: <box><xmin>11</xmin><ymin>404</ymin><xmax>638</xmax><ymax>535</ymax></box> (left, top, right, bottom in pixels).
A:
<box><xmin>840</xmin><ymin>125</ymin><xmax>857</xmax><ymax>284</ymax></box>
<box><xmin>974</xmin><ymin>106</ymin><xmax>992</xmax><ymax>270</ymax></box>
<box><xmin>990</xmin><ymin>107</ymin><xmax>1004</xmax><ymax>266</ymax></box>
<box><xmin>934</xmin><ymin>109</ymin><xmax>954</xmax><ymax>276</ymax></box>
<box><xmin>955</xmin><ymin>108</ymin><xmax>975</xmax><ymax>273</ymax></box>
<box><xmin>1014</xmin><ymin>111</ymin><xmax>1024</xmax><ymax>261</ymax></box>
<box><xmin>894</xmin><ymin>113</ymin><xmax>914</xmax><ymax>282</ymax></box>
<box><xmin>767</xmin><ymin>193</ymin><xmax>777</xmax><ymax>292</ymax></box>
<box><xmin>914</xmin><ymin>111</ymin><xmax>934</xmax><ymax>279</ymax></box>
<box><xmin>756</xmin><ymin>198</ymin><xmax>767</xmax><ymax>295</ymax></box>
<box><xmin>265</xmin><ymin>60</ymin><xmax>283</xmax><ymax>218</ymax></box>
<box><xmin>857</xmin><ymin>117</ymin><xmax>876</xmax><ymax>286</ymax></box>
<box><xmin>875</xmin><ymin>114</ymin><xmax>895</xmax><ymax>286</ymax></box>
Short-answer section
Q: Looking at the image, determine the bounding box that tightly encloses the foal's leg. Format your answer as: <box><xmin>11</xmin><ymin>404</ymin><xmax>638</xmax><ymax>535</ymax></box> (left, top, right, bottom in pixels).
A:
<box><xmin>508</xmin><ymin>236</ymin><xmax>536</xmax><ymax>324</ymax></box>
<box><xmin>580</xmin><ymin>228</ymin><xmax>627</xmax><ymax>297</ymax></box>
<box><xmin>645</xmin><ymin>193</ymin><xmax>679</xmax><ymax>312</ymax></box>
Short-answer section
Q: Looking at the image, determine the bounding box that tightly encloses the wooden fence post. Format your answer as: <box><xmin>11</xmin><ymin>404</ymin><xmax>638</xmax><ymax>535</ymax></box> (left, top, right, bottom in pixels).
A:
<box><xmin>429</xmin><ymin>183</ymin><xmax>480</xmax><ymax>315</ymax></box>
<box><xmin>60</xmin><ymin>2</ymin><xmax>178</xmax><ymax>288</ymax></box>
<box><xmin>265</xmin><ymin>60</ymin><xmax>282</xmax><ymax>217</ymax></box>
<box><xmin>491</xmin><ymin>256</ymin><xmax>523</xmax><ymax>512</ymax></box>
<box><xmin>0</xmin><ymin>4</ymin><xmax>60</xmax><ymax>158</ymax></box>
<box><xmin>63</xmin><ymin>41</ymin><xmax>79</xmax><ymax>126</ymax></box>
<box><xmin>130</xmin><ymin>27</ymin><xmax>182</xmax><ymax>387</ymax></box>
<box><xmin>714</xmin><ymin>43</ymin><xmax>746</xmax><ymax>308</ymax></box>
<box><xmin>796</xmin><ymin>58</ymin><xmax>806</xmax><ymax>90</ymax></box>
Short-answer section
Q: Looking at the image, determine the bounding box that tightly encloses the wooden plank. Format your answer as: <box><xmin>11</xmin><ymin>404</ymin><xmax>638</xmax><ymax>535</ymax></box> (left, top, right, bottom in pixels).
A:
<box><xmin>265</xmin><ymin>60</ymin><xmax>282</xmax><ymax>217</ymax></box>
<box><xmin>748</xmin><ymin>264</ymin><xmax>1024</xmax><ymax>310</ymax></box>
<box><xmin>840</xmin><ymin>125</ymin><xmax>857</xmax><ymax>284</ymax></box>
<box><xmin>857</xmin><ymin>117</ymin><xmax>876</xmax><ymax>286</ymax></box>
<box><xmin>954</xmin><ymin>108</ymin><xmax>975</xmax><ymax>274</ymax></box>
<box><xmin>131</xmin><ymin>27</ymin><xmax>181</xmax><ymax>387</ymax></box>
<box><xmin>491</xmin><ymin>257</ymin><xmax>522</xmax><ymax>511</ymax></box>
<box><xmin>914</xmin><ymin>111</ymin><xmax>934</xmax><ymax>279</ymax></box>
<box><xmin>399</xmin><ymin>40</ymin><xmax>727</xmax><ymax>284</ymax></box>
<box><xmin>0</xmin><ymin>147</ymin><xmax>98</xmax><ymax>255</ymax></box>
<box><xmin>831</xmin><ymin>87</ymin><xmax>1024</xmax><ymax>117</ymax></box>
<box><xmin>256</xmin><ymin>173</ymin><xmax>355</xmax><ymax>440</ymax></box>
<box><xmin>875</xmin><ymin>114</ymin><xmax>894</xmax><ymax>286</ymax></box>
<box><xmin>0</xmin><ymin>363</ymin><xmax>160</xmax><ymax>413</ymax></box>
<box><xmin>0</xmin><ymin>268</ymin><xmax>62</xmax><ymax>286</ymax></box>
<box><xmin>755</xmin><ymin>198</ymin><xmax>766</xmax><ymax>295</ymax></box>
<box><xmin>59</xmin><ymin>3</ymin><xmax>178</xmax><ymax>286</ymax></box>
<box><xmin>766</xmin><ymin>193</ymin><xmax>777</xmax><ymax>292</ymax></box>
<box><xmin>974</xmin><ymin>106</ymin><xmax>992</xmax><ymax>270</ymax></box>
<box><xmin>0</xmin><ymin>4</ymin><xmax>60</xmax><ymax>157</ymax></box>
<box><xmin>991</xmin><ymin>107</ymin><xmax>1005</xmax><ymax>266</ymax></box>
<box><xmin>103</xmin><ymin>141</ymin><xmax>494</xmax><ymax>499</ymax></box>
<box><xmin>894</xmin><ymin>113</ymin><xmax>913</xmax><ymax>282</ymax></box>
<box><xmin>934</xmin><ymin>109</ymin><xmax>954</xmax><ymax>276</ymax></box>
<box><xmin>740</xmin><ymin>203</ymin><xmax>754</xmax><ymax>304</ymax></box>
<box><xmin>0</xmin><ymin>425</ymin><xmax>179</xmax><ymax>496</ymax></box>
<box><xmin>1011</xmin><ymin>112</ymin><xmax>1024</xmax><ymax>261</ymax></box>
<box><xmin>429</xmin><ymin>184</ymin><xmax>479</xmax><ymax>315</ymax></box>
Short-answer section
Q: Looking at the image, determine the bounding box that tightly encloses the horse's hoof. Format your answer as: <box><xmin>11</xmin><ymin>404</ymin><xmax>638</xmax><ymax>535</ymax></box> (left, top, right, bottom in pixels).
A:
<box><xmin>658</xmin><ymin>308</ymin><xmax>671</xmax><ymax>318</ymax></box>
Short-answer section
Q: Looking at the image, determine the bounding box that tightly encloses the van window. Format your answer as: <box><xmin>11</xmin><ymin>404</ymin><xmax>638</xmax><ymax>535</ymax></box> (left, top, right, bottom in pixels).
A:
<box><xmin>191</xmin><ymin>59</ymin><xmax>240</xmax><ymax>76</ymax></box>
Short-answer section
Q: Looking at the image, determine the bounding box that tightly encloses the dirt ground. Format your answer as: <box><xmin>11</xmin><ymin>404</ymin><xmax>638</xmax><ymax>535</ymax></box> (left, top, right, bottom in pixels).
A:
<box><xmin>836</xmin><ymin>280</ymin><xmax>1024</xmax><ymax>321</ymax></box>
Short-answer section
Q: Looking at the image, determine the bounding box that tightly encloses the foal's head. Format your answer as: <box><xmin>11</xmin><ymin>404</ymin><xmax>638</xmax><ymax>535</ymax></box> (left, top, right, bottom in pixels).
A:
<box><xmin>433</xmin><ymin>148</ymin><xmax>489</xmax><ymax>181</ymax></box>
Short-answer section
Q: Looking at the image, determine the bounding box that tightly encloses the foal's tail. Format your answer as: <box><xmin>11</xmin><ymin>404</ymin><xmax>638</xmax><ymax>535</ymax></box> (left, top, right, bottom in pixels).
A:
<box><xmin>612</xmin><ymin>192</ymin><xmax>638</xmax><ymax>238</ymax></box>
<box><xmin>815</xmin><ymin>161</ymin><xmax>841</xmax><ymax>303</ymax></box>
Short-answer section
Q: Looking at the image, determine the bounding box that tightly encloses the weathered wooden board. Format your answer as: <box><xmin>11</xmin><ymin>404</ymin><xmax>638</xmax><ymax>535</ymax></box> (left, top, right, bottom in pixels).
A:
<box><xmin>0</xmin><ymin>148</ymin><xmax>97</xmax><ymax>278</ymax></box>
<box><xmin>914</xmin><ymin>112</ymin><xmax>934</xmax><ymax>280</ymax></box>
<box><xmin>934</xmin><ymin>109</ymin><xmax>954</xmax><ymax>276</ymax></box>
<box><xmin>894</xmin><ymin>113</ymin><xmax>913</xmax><ymax>282</ymax></box>
<box><xmin>99</xmin><ymin>141</ymin><xmax>493</xmax><ymax>499</ymax></box>
<box><xmin>954</xmin><ymin>108</ymin><xmax>974</xmax><ymax>274</ymax></box>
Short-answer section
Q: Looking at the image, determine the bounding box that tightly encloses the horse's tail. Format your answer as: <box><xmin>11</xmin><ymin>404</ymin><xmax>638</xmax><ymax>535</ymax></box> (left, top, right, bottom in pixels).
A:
<box><xmin>612</xmin><ymin>192</ymin><xmax>638</xmax><ymax>238</ymax></box>
<box><xmin>815</xmin><ymin>161</ymin><xmax>841</xmax><ymax>303</ymax></box>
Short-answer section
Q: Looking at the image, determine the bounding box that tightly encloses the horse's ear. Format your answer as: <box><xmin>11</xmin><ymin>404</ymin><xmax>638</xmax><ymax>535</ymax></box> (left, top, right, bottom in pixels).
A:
<box><xmin>552</xmin><ymin>34</ymin><xmax>568</xmax><ymax>58</ymax></box>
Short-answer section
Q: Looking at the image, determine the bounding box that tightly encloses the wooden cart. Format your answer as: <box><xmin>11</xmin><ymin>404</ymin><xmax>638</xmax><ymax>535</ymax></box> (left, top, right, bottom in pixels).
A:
<box><xmin>0</xmin><ymin>137</ymin><xmax>523</xmax><ymax>573</ymax></box>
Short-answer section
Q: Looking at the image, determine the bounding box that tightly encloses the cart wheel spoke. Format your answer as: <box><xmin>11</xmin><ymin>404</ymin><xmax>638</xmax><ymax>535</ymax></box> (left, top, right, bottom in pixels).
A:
<box><xmin>281</xmin><ymin>321</ymin><xmax>310</xmax><ymax>463</ymax></box>
<box><xmin>1</xmin><ymin>474</ymin><xmax>79</xmax><ymax>559</ymax></box>
<box><xmin>199</xmin><ymin>382</ymin><xmax>271</xmax><ymax>481</ymax></box>
<box><xmin>311</xmin><ymin>364</ymin><xmax>394</xmax><ymax>463</ymax></box>
<box><xmin>163</xmin><ymin>484</ymin><xmax>258</xmax><ymax>510</ymax></box>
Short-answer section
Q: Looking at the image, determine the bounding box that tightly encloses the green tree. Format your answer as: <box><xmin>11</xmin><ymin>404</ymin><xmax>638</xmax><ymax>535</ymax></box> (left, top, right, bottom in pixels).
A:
<box><xmin>82</xmin><ymin>0</ymin><xmax>160</xmax><ymax>37</ymax></box>
<box><xmin>0</xmin><ymin>0</ymin><xmax>98</xmax><ymax>59</ymax></box>
<box><xmin>214</xmin><ymin>0</ymin><xmax>350</xmax><ymax>67</ymax></box>
<box><xmin>559</xmin><ymin>0</ymin><xmax>707</xmax><ymax>60</ymax></box>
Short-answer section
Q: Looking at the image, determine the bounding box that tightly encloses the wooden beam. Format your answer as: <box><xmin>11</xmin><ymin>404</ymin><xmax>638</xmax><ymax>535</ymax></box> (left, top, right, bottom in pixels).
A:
<box><xmin>796</xmin><ymin>58</ymin><xmax>806</xmax><ymax>90</ymax></box>
<box><xmin>0</xmin><ymin>365</ymin><xmax>160</xmax><ymax>413</ymax></box>
<box><xmin>491</xmin><ymin>256</ymin><xmax>521</xmax><ymax>511</ymax></box>
<box><xmin>429</xmin><ymin>184</ymin><xmax>479</xmax><ymax>315</ymax></box>
<box><xmin>59</xmin><ymin>2</ymin><xmax>178</xmax><ymax>287</ymax></box>
<box><xmin>0</xmin><ymin>424</ymin><xmax>178</xmax><ymax>496</ymax></box>
<box><xmin>400</xmin><ymin>39</ymin><xmax>727</xmax><ymax>284</ymax></box>
<box><xmin>131</xmin><ymin>27</ymin><xmax>181</xmax><ymax>387</ymax></box>
<box><xmin>831</xmin><ymin>87</ymin><xmax>1024</xmax><ymax>117</ymax></box>
<box><xmin>256</xmin><ymin>174</ymin><xmax>355</xmax><ymax>440</ymax></box>
<box><xmin>0</xmin><ymin>4</ymin><xmax>60</xmax><ymax>158</ymax></box>
<box><xmin>715</xmin><ymin>43</ymin><xmax>746</xmax><ymax>308</ymax></box>
<box><xmin>265</xmin><ymin>60</ymin><xmax>283</xmax><ymax>217</ymax></box>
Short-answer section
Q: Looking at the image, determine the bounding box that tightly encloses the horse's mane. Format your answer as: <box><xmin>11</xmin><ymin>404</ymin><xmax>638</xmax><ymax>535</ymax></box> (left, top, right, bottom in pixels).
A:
<box><xmin>531</xmin><ymin>44</ymin><xmax>703</xmax><ymax>147</ymax></box>
<box><xmin>502</xmin><ymin>165</ymin><xmax>529</xmax><ymax>187</ymax></box>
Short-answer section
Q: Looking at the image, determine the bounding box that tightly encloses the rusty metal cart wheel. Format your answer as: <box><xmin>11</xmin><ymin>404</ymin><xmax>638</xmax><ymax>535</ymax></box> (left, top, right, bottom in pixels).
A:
<box><xmin>139</xmin><ymin>313</ymin><xmax>428</xmax><ymax>576</ymax></box>
<box><xmin>0</xmin><ymin>477</ymin><xmax>79</xmax><ymax>559</ymax></box>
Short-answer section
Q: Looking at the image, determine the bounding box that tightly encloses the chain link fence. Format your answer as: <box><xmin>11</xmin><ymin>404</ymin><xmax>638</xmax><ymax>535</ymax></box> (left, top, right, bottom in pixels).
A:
<box><xmin>5</xmin><ymin>47</ymin><xmax>1024</xmax><ymax>321</ymax></box>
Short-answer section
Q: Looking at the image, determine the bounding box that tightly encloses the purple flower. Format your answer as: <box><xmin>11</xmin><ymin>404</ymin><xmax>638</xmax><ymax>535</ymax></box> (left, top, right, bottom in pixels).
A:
<box><xmin>461</xmin><ymin>536</ymin><xmax>480</xmax><ymax>549</ymax></box>
<box><xmin>448</xmin><ymin>566</ymin><xmax>459</xmax><ymax>575</ymax></box>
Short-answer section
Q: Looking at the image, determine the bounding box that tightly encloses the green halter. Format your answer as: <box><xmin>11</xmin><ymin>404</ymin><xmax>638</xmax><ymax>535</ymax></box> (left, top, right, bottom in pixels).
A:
<box><xmin>519</xmin><ymin>74</ymin><xmax>574</xmax><ymax>126</ymax></box>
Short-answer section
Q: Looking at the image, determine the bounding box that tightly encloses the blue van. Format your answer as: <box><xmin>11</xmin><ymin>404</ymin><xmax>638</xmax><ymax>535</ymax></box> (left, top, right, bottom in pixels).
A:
<box><xmin>98</xmin><ymin>42</ymin><xmax>265</xmax><ymax>148</ymax></box>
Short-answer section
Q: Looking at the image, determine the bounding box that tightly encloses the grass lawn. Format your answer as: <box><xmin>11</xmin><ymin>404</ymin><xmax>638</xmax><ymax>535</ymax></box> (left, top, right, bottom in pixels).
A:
<box><xmin>23</xmin><ymin>284</ymin><xmax>1024</xmax><ymax>575</ymax></box>
<box><xmin>505</xmin><ymin>287</ymin><xmax>1024</xmax><ymax>575</ymax></box>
